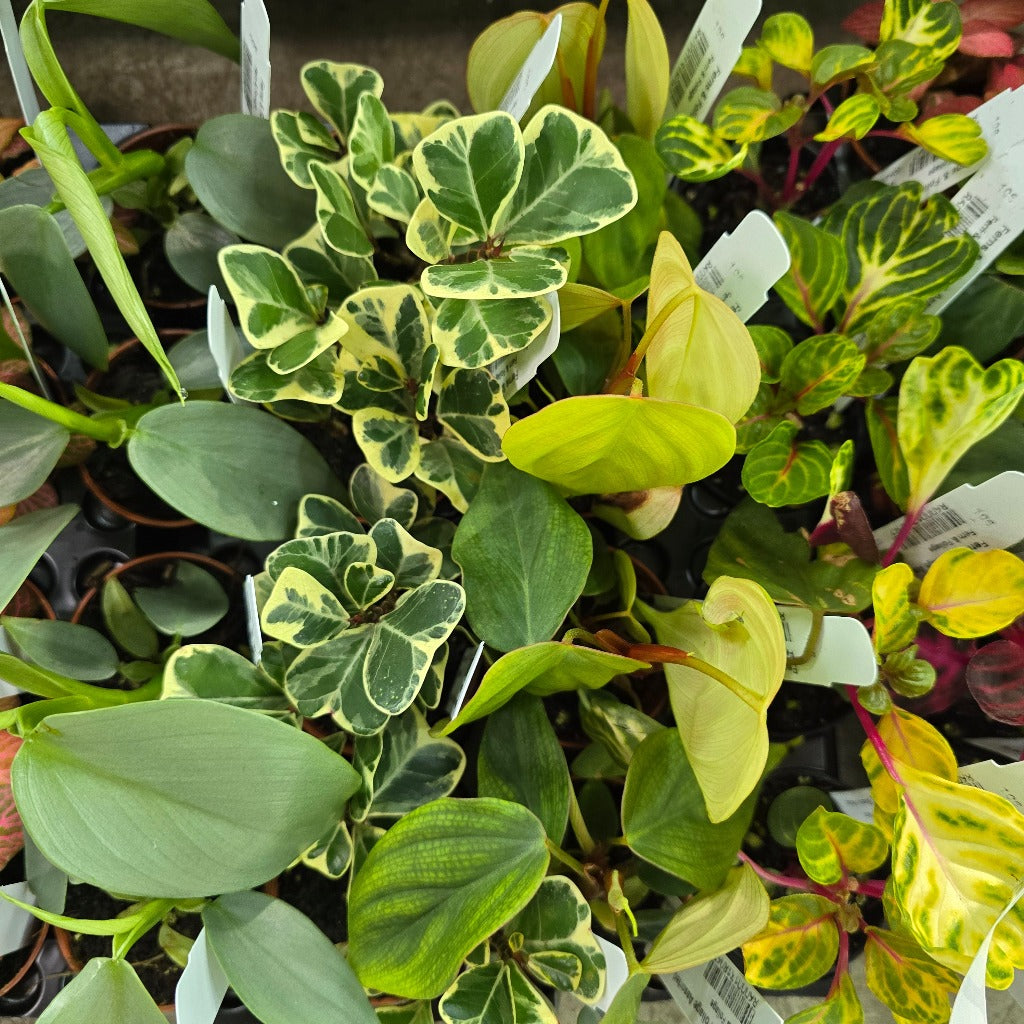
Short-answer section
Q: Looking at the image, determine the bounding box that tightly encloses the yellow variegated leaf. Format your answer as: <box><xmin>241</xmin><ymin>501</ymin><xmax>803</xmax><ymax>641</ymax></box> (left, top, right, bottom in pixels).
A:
<box><xmin>916</xmin><ymin>547</ymin><xmax>1024</xmax><ymax>639</ymax></box>
<box><xmin>815</xmin><ymin>94</ymin><xmax>880</xmax><ymax>142</ymax></box>
<box><xmin>860</xmin><ymin>708</ymin><xmax>958</xmax><ymax>839</ymax></box>
<box><xmin>638</xmin><ymin>577</ymin><xmax>786</xmax><ymax>822</ymax></box>
<box><xmin>795</xmin><ymin>807</ymin><xmax>889</xmax><ymax>885</ymax></box>
<box><xmin>643</xmin><ymin>232</ymin><xmax>760</xmax><ymax>423</ymax></box>
<box><xmin>625</xmin><ymin>0</ymin><xmax>669</xmax><ymax>140</ymax></box>
<box><xmin>656</xmin><ymin>117</ymin><xmax>748</xmax><ymax>182</ymax></box>
<box><xmin>353</xmin><ymin>408</ymin><xmax>421</xmax><ymax>483</ymax></box>
<box><xmin>641</xmin><ymin>865</ymin><xmax>769</xmax><ymax>973</ymax></box>
<box><xmin>742</xmin><ymin>894</ymin><xmax>839</xmax><ymax>989</ymax></box>
<box><xmin>406</xmin><ymin>198</ymin><xmax>459</xmax><ymax>264</ymax></box>
<box><xmin>785</xmin><ymin>974</ymin><xmax>863</xmax><ymax>1024</ymax></box>
<box><xmin>899</xmin><ymin>114</ymin><xmax>987</xmax><ymax>166</ymax></box>
<box><xmin>880</xmin><ymin>0</ymin><xmax>961</xmax><ymax>62</ymax></box>
<box><xmin>872</xmin><ymin>562</ymin><xmax>919</xmax><ymax>655</ymax></box>
<box><xmin>734</xmin><ymin>46</ymin><xmax>773</xmax><ymax>91</ymax></box>
<box><xmin>891</xmin><ymin>764</ymin><xmax>1024</xmax><ymax>985</ymax></box>
<box><xmin>864</xmin><ymin>927</ymin><xmax>960</xmax><ymax>1024</ymax></box>
<box><xmin>759</xmin><ymin>13</ymin><xmax>814</xmax><ymax>73</ymax></box>
<box><xmin>713</xmin><ymin>88</ymin><xmax>804</xmax><ymax>144</ymax></box>
<box><xmin>261</xmin><ymin>566</ymin><xmax>351</xmax><ymax>648</ymax></box>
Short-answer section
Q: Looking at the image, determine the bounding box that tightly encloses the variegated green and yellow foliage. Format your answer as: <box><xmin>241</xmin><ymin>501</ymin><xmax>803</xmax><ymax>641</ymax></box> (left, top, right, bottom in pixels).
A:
<box><xmin>796</xmin><ymin>807</ymin><xmax>889</xmax><ymax>885</ymax></box>
<box><xmin>742</xmin><ymin>894</ymin><xmax>840</xmax><ymax>989</ymax></box>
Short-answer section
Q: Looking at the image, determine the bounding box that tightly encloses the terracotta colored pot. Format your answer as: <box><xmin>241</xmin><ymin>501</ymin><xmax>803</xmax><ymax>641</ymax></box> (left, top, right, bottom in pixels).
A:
<box><xmin>0</xmin><ymin>920</ymin><xmax>50</xmax><ymax>999</ymax></box>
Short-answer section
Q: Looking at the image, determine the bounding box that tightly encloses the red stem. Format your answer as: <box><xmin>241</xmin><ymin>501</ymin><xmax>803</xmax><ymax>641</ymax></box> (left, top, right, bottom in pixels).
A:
<box><xmin>782</xmin><ymin>133</ymin><xmax>804</xmax><ymax>204</ymax></box>
<box><xmin>827</xmin><ymin>926</ymin><xmax>850</xmax><ymax>999</ymax></box>
<box><xmin>857</xmin><ymin>878</ymin><xmax>887</xmax><ymax>899</ymax></box>
<box><xmin>881</xmin><ymin>506</ymin><xmax>923</xmax><ymax>567</ymax></box>
<box><xmin>738</xmin><ymin>851</ymin><xmax>817</xmax><ymax>893</ymax></box>
<box><xmin>802</xmin><ymin>139</ymin><xmax>843</xmax><ymax>196</ymax></box>
<box><xmin>846</xmin><ymin>685</ymin><xmax>906</xmax><ymax>789</ymax></box>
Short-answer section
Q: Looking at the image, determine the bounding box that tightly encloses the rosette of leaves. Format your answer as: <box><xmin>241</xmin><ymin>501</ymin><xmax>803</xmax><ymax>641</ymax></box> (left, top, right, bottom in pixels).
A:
<box><xmin>255</xmin><ymin>475</ymin><xmax>465</xmax><ymax>737</ymax></box>
<box><xmin>336</xmin><ymin>283</ymin><xmax>510</xmax><ymax>510</ymax></box>
<box><xmin>656</xmin><ymin>1</ymin><xmax>985</xmax><ymax>198</ymax></box>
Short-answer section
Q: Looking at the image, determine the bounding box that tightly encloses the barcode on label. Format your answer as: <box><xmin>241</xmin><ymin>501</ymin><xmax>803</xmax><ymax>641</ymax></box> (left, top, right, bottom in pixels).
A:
<box><xmin>704</xmin><ymin>959</ymin><xmax>758</xmax><ymax>1024</ymax></box>
<box><xmin>956</xmin><ymin>193</ymin><xmax>990</xmax><ymax>234</ymax></box>
<box><xmin>242</xmin><ymin>41</ymin><xmax>259</xmax><ymax>112</ymax></box>
<box><xmin>671</xmin><ymin>28</ymin><xmax>710</xmax><ymax>107</ymax></box>
<box><xmin>698</xmin><ymin>263</ymin><xmax>726</xmax><ymax>293</ymax></box>
<box><xmin>905</xmin><ymin>505</ymin><xmax>968</xmax><ymax>544</ymax></box>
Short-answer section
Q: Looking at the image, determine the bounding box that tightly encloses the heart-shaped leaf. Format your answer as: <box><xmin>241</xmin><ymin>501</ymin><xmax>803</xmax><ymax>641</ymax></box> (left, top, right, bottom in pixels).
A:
<box><xmin>772</xmin><ymin>213</ymin><xmax>847</xmax><ymax>330</ymax></box>
<box><xmin>301</xmin><ymin>61</ymin><xmax>383</xmax><ymax>144</ymax></box>
<box><xmin>759</xmin><ymin>12</ymin><xmax>814</xmax><ymax>71</ymax></box>
<box><xmin>436</xmin><ymin>368</ymin><xmax>510</xmax><ymax>461</ymax></box>
<box><xmin>309</xmin><ymin>162</ymin><xmax>374</xmax><ymax>258</ymax></box>
<box><xmin>656</xmin><ymin>117</ymin><xmax>748</xmax><ymax>181</ymax></box>
<box><xmin>871</xmin><ymin>562</ymin><xmax>919</xmax><ymax>654</ymax></box>
<box><xmin>422</xmin><ymin>247</ymin><xmax>568</xmax><ymax>300</ymax></box>
<box><xmin>741</xmin><ymin>422</ymin><xmax>834</xmax><ymax>507</ymax></box>
<box><xmin>966</xmin><ymin>641</ymin><xmax>1024</xmax><ymax>726</ymax></box>
<box><xmin>432</xmin><ymin>296</ymin><xmax>551</xmax><ymax>368</ymax></box>
<box><xmin>714</xmin><ymin>87</ymin><xmax>804</xmax><ymax>144</ymax></box>
<box><xmin>742</xmin><ymin>895</ymin><xmax>839</xmax><ymax>988</ymax></box>
<box><xmin>779</xmin><ymin>333</ymin><xmax>866</xmax><ymax>414</ymax></box>
<box><xmin>796</xmin><ymin>807</ymin><xmax>889</xmax><ymax>885</ymax></box>
<box><xmin>863</xmin><ymin>927</ymin><xmax>960</xmax><ymax>1023</ymax></box>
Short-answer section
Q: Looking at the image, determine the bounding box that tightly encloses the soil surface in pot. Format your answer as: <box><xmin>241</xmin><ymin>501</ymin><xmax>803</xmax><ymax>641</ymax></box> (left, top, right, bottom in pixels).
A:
<box><xmin>295</xmin><ymin>409</ymin><xmax>369</xmax><ymax>487</ymax></box>
<box><xmin>277</xmin><ymin>866</ymin><xmax>347</xmax><ymax>944</ymax></box>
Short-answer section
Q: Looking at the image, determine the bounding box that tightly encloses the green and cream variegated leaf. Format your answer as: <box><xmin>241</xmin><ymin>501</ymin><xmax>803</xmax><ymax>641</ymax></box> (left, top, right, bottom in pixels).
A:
<box><xmin>440</xmin><ymin>961</ymin><xmax>556</xmax><ymax>1024</ymax></box>
<box><xmin>642</xmin><ymin>865</ymin><xmax>770</xmax><ymax>973</ymax></box>
<box><xmin>864</xmin><ymin>927</ymin><xmax>960</xmax><ymax>1024</ymax></box>
<box><xmin>348</xmin><ymin>92</ymin><xmax>395</xmax><ymax>193</ymax></box>
<box><xmin>899</xmin><ymin>113</ymin><xmax>986</xmax><ymax>165</ymax></box>
<box><xmin>880</xmin><ymin>0</ymin><xmax>962</xmax><ymax>61</ymax></box>
<box><xmin>437</xmin><ymin>368</ymin><xmax>510</xmax><ymax>460</ymax></box>
<box><xmin>301</xmin><ymin>61</ymin><xmax>383</xmax><ymax>143</ymax></box>
<box><xmin>368</xmin><ymin>518</ymin><xmax>442</xmax><ymax>589</ymax></box>
<box><xmin>266</xmin><ymin>530</ymin><xmax>376</xmax><ymax>608</ymax></box>
<box><xmin>713</xmin><ymin>87</ymin><xmax>804</xmax><ymax>144</ymax></box>
<box><xmin>413</xmin><ymin>111</ymin><xmax>524</xmax><ymax>240</ymax></box>
<box><xmin>309</xmin><ymin>162</ymin><xmax>374</xmax><ymax>258</ymax></box>
<box><xmin>772</xmin><ymin>212</ymin><xmax>847</xmax><ymax>330</ymax></box>
<box><xmin>343</xmin><ymin>284</ymin><xmax>433</xmax><ymax>379</ymax></box>
<box><xmin>815</xmin><ymin>94</ymin><xmax>880</xmax><ymax>142</ymax></box>
<box><xmin>229</xmin><ymin>349</ymin><xmax>344</xmax><ymax>405</ymax></box>
<box><xmin>432</xmin><ymin>295</ymin><xmax>551</xmax><ymax>368</ymax></box>
<box><xmin>742</xmin><ymin>895</ymin><xmax>840</xmax><ymax>989</ymax></box>
<box><xmin>268</xmin><ymin>313</ymin><xmax>349</xmax><ymax>374</ymax></box>
<box><xmin>795</xmin><ymin>807</ymin><xmax>889</xmax><ymax>885</ymax></box>
<box><xmin>741</xmin><ymin>422</ymin><xmax>834</xmax><ymax>507</ymax></box>
<box><xmin>261</xmin><ymin>566</ymin><xmax>351</xmax><ymax>648</ymax></box>
<box><xmin>302</xmin><ymin>818</ymin><xmax>354</xmax><ymax>878</ymax></box>
<box><xmin>353</xmin><ymin>408</ymin><xmax>421</xmax><ymax>482</ymax></box>
<box><xmin>271</xmin><ymin>110</ymin><xmax>341</xmax><ymax>188</ymax></box>
<box><xmin>779</xmin><ymin>333</ymin><xmax>866</xmax><ymax>414</ymax></box>
<box><xmin>405</xmin><ymin>197</ymin><xmax>469</xmax><ymax>264</ymax></box>
<box><xmin>656</xmin><ymin>117</ymin><xmax>748</xmax><ymax>182</ymax></box>
<box><xmin>898</xmin><ymin>346</ymin><xmax>1024</xmax><ymax>512</ymax></box>
<box><xmin>285</xmin><ymin>225</ymin><xmax>378</xmax><ymax>307</ymax></box>
<box><xmin>871</xmin><ymin>562</ymin><xmax>919</xmax><ymax>655</ymax></box>
<box><xmin>416</xmin><ymin>437</ymin><xmax>483</xmax><ymax>512</ymax></box>
<box><xmin>344</xmin><ymin>561</ymin><xmax>396</xmax><ymax>610</ymax></box>
<box><xmin>809</xmin><ymin>45</ymin><xmax>875</xmax><ymax>86</ymax></box>
<box><xmin>421</xmin><ymin>247</ymin><xmax>568</xmax><ymax>300</ymax></box>
<box><xmin>638</xmin><ymin>577</ymin><xmax>786</xmax><ymax>822</ymax></box>
<box><xmin>350</xmin><ymin>464</ymin><xmax>418</xmax><ymax>529</ymax></box>
<box><xmin>366</xmin><ymin>164</ymin><xmax>420</xmax><ymax>223</ymax></box>
<box><xmin>759</xmin><ymin>12</ymin><xmax>814</xmax><ymax>72</ymax></box>
<box><xmin>501</xmin><ymin>106</ymin><xmax>638</xmax><ymax>245</ymax></box>
<box><xmin>296</xmin><ymin>493</ymin><xmax>363</xmax><ymax>538</ymax></box>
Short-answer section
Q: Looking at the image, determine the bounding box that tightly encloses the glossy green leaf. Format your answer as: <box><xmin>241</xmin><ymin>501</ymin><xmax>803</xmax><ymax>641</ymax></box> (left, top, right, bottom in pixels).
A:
<box><xmin>33</xmin><ymin>958</ymin><xmax>166</xmax><ymax>1024</ymax></box>
<box><xmin>295</xmin><ymin>493</ymin><xmax>362</xmax><ymax>538</ymax></box>
<box><xmin>439</xmin><ymin>961</ymin><xmax>556</xmax><ymax>1024</ymax></box>
<box><xmin>230</xmin><ymin>349</ymin><xmax>344</xmax><ymax>405</ymax></box>
<box><xmin>0</xmin><ymin>504</ymin><xmax>76</xmax><ymax>613</ymax></box>
<box><xmin>772</xmin><ymin>212</ymin><xmax>847</xmax><ymax>330</ymax></box>
<box><xmin>309</xmin><ymin>162</ymin><xmax>374</xmax><ymax>258</ymax></box>
<box><xmin>863</xmin><ymin>927</ymin><xmax>960</xmax><ymax>1024</ymax></box>
<box><xmin>796</xmin><ymin>807</ymin><xmax>888</xmax><ymax>885</ymax></box>
<box><xmin>347</xmin><ymin>798</ymin><xmax>549</xmax><ymax>998</ymax></box>
<box><xmin>780</xmin><ymin>333</ymin><xmax>866</xmax><ymax>414</ymax></box>
<box><xmin>128</xmin><ymin>402</ymin><xmax>342</xmax><ymax>541</ymax></box>
<box><xmin>478</xmin><ymin>694</ymin><xmax>570</xmax><ymax>843</ymax></box>
<box><xmin>741</xmin><ymin>422</ymin><xmax>834</xmax><ymax>507</ymax></box>
<box><xmin>0</xmin><ymin>619</ymin><xmax>116</xmax><ymax>681</ymax></box>
<box><xmin>204</xmin><ymin>890</ymin><xmax>376</xmax><ymax>1024</ymax></box>
<box><xmin>348</xmin><ymin>93</ymin><xmax>395</xmax><ymax>193</ymax></box>
<box><xmin>301</xmin><ymin>61</ymin><xmax>383</xmax><ymax>143</ymax></box>
<box><xmin>714</xmin><ymin>88</ymin><xmax>803</xmax><ymax>144</ymax></box>
<box><xmin>578</xmin><ymin>690</ymin><xmax>659</xmax><ymax>771</ymax></box>
<box><xmin>432</xmin><ymin>296</ymin><xmax>550</xmax><ymax>369</ymax></box>
<box><xmin>862</xmin><ymin>298</ymin><xmax>939</xmax><ymax>367</ymax></box>
<box><xmin>656</xmin><ymin>117</ymin><xmax>747</xmax><ymax>182</ymax></box>
<box><xmin>503</xmin><ymin>394</ymin><xmax>735</xmax><ymax>496</ymax></box>
<box><xmin>422</xmin><ymin>248</ymin><xmax>568</xmax><ymax>300</ymax></box>
<box><xmin>810</xmin><ymin>45</ymin><xmax>875</xmax><ymax>86</ymax></box>
<box><xmin>12</xmin><ymin>700</ymin><xmax>358</xmax><ymax>897</ymax></box>
<box><xmin>132</xmin><ymin>560</ymin><xmax>228</xmax><ymax>637</ymax></box>
<box><xmin>353</xmin><ymin>408</ymin><xmax>420</xmax><ymax>482</ymax></box>
<box><xmin>742</xmin><ymin>895</ymin><xmax>839</xmax><ymax>988</ymax></box>
<box><xmin>866</xmin><ymin>397</ymin><xmax>910</xmax><ymax>510</ymax></box>
<box><xmin>814</xmin><ymin>94</ymin><xmax>880</xmax><ymax>141</ymax></box>
<box><xmin>0</xmin><ymin>401</ymin><xmax>68</xmax><ymax>507</ymax></box>
<box><xmin>759</xmin><ymin>12</ymin><xmax>814</xmax><ymax>72</ymax></box>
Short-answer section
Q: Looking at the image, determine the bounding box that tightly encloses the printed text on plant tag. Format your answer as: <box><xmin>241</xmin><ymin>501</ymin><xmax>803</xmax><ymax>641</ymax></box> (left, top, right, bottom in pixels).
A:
<box><xmin>663</xmin><ymin>955</ymin><xmax>782</xmax><ymax>1024</ymax></box>
<box><xmin>240</xmin><ymin>0</ymin><xmax>271</xmax><ymax>118</ymax></box>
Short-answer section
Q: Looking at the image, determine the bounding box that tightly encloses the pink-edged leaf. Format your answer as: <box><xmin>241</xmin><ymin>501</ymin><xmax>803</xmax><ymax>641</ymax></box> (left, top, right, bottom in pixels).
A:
<box><xmin>0</xmin><ymin>732</ymin><xmax>24</xmax><ymax>871</ymax></box>
<box><xmin>966</xmin><ymin>640</ymin><xmax>1024</xmax><ymax>726</ymax></box>
<box><xmin>14</xmin><ymin>483</ymin><xmax>58</xmax><ymax>518</ymax></box>
<box><xmin>987</xmin><ymin>56</ymin><xmax>1024</xmax><ymax>94</ymax></box>
<box><xmin>842</xmin><ymin>2</ymin><xmax>884</xmax><ymax>42</ymax></box>
<box><xmin>921</xmin><ymin>92</ymin><xmax>984</xmax><ymax>118</ymax></box>
<box><xmin>960</xmin><ymin>0</ymin><xmax>1024</xmax><ymax>31</ymax></box>
<box><xmin>959</xmin><ymin>21</ymin><xmax>1017</xmax><ymax>57</ymax></box>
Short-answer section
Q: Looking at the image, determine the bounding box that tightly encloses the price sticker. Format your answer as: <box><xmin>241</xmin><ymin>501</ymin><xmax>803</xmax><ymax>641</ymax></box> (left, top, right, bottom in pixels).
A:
<box><xmin>0</xmin><ymin>881</ymin><xmax>35</xmax><ymax>957</ymax></box>
<box><xmin>175</xmin><ymin>926</ymin><xmax>229</xmax><ymax>1024</ymax></box>
<box><xmin>240</xmin><ymin>0</ymin><xmax>271</xmax><ymax>118</ymax></box>
<box><xmin>663</xmin><ymin>955</ymin><xmax>782</xmax><ymax>1024</ymax></box>
<box><xmin>777</xmin><ymin>606</ymin><xmax>877</xmax><ymax>688</ymax></box>
<box><xmin>958</xmin><ymin>759</ymin><xmax>1024</xmax><ymax>814</ymax></box>
<box><xmin>499</xmin><ymin>14</ymin><xmax>562</xmax><ymax>121</ymax></box>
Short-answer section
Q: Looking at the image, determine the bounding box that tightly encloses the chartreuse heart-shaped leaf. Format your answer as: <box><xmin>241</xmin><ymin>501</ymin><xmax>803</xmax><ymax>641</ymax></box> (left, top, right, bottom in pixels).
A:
<box><xmin>348</xmin><ymin>92</ymin><xmax>395</xmax><ymax>193</ymax></box>
<box><xmin>772</xmin><ymin>213</ymin><xmax>846</xmax><ymax>330</ymax></box>
<box><xmin>503</xmin><ymin>394</ymin><xmax>735</xmax><ymax>496</ymax></box>
<box><xmin>508</xmin><ymin>876</ymin><xmax>605</xmax><ymax>1001</ymax></box>
<box><xmin>898</xmin><ymin>347</ymin><xmax>1024</xmax><ymax>513</ymax></box>
<box><xmin>656</xmin><ymin>117</ymin><xmax>748</xmax><ymax>182</ymax></box>
<box><xmin>890</xmin><ymin>763</ymin><xmax>1024</xmax><ymax>985</ymax></box>
<box><xmin>779</xmin><ymin>334</ymin><xmax>866</xmax><ymax>415</ymax></box>
<box><xmin>12</xmin><ymin>701</ymin><xmax>358</xmax><ymax>897</ymax></box>
<box><xmin>815</xmin><ymin>94</ymin><xmax>880</xmax><ymax>142</ymax></box>
<box><xmin>625</xmin><ymin>0</ymin><xmax>669</xmax><ymax>139</ymax></box>
<box><xmin>432</xmin><ymin>296</ymin><xmax>551</xmax><ymax>368</ymax></box>
<box><xmin>714</xmin><ymin>88</ymin><xmax>803</xmax><ymax>144</ymax></box>
<box><xmin>784</xmin><ymin>973</ymin><xmax>863</xmax><ymax>1024</ymax></box>
<box><xmin>864</xmin><ymin>927</ymin><xmax>960</xmax><ymax>1023</ymax></box>
<box><xmin>880</xmin><ymin>0</ymin><xmax>961</xmax><ymax>60</ymax></box>
<box><xmin>422</xmin><ymin>247</ymin><xmax>569</xmax><ymax>300</ymax></box>
<box><xmin>836</xmin><ymin>185</ymin><xmax>977</xmax><ymax>333</ymax></box>
<box><xmin>204</xmin><ymin>890</ymin><xmax>376</xmax><ymax>1024</ymax></box>
<box><xmin>860</xmin><ymin>708</ymin><xmax>958</xmax><ymax>838</ymax></box>
<box><xmin>622</xmin><ymin>728</ymin><xmax>760</xmax><ymax>889</ymax></box>
<box><xmin>742</xmin><ymin>422</ymin><xmax>834</xmax><ymax>508</ymax></box>
<box><xmin>706</xmin><ymin>500</ymin><xmax>877</xmax><ymax>612</ymax></box>
<box><xmin>441</xmin><ymin>643</ymin><xmax>649</xmax><ymax>733</ymax></box>
<box><xmin>916</xmin><ymin>547</ymin><xmax>1024</xmax><ymax>639</ymax></box>
<box><xmin>347</xmin><ymin>798</ymin><xmax>549</xmax><ymax>998</ymax></box>
<box><xmin>453</xmin><ymin>461</ymin><xmax>591</xmax><ymax>652</ymax></box>
<box><xmin>642</xmin><ymin>865</ymin><xmax>769</xmax><ymax>973</ymax></box>
<box><xmin>638</xmin><ymin>577</ymin><xmax>786</xmax><ymax>822</ymax></box>
<box><xmin>899</xmin><ymin>114</ymin><xmax>986</xmax><ymax>165</ymax></box>
<box><xmin>33</xmin><ymin>958</ymin><xmax>166</xmax><ymax>1024</ymax></box>
<box><xmin>413</xmin><ymin>112</ymin><xmax>524</xmax><ymax>240</ymax></box>
<box><xmin>301</xmin><ymin>61</ymin><xmax>383</xmax><ymax>143</ymax></box>
<box><xmin>643</xmin><ymin>232</ymin><xmax>760</xmax><ymax>423</ymax></box>
<box><xmin>759</xmin><ymin>12</ymin><xmax>814</xmax><ymax>71</ymax></box>
<box><xmin>309</xmin><ymin>162</ymin><xmax>374</xmax><ymax>258</ymax></box>
<box><xmin>478</xmin><ymin>694</ymin><xmax>571</xmax><ymax>843</ymax></box>
<box><xmin>810</xmin><ymin>45</ymin><xmax>875</xmax><ymax>87</ymax></box>
<box><xmin>502</xmin><ymin>106</ymin><xmax>638</xmax><ymax>246</ymax></box>
<box><xmin>436</xmin><ymin>368</ymin><xmax>510</xmax><ymax>460</ymax></box>
<box><xmin>795</xmin><ymin>808</ymin><xmax>888</xmax><ymax>885</ymax></box>
<box><xmin>439</xmin><ymin>962</ymin><xmax>556</xmax><ymax>1024</ymax></box>
<box><xmin>871</xmin><ymin>563</ymin><xmax>919</xmax><ymax>655</ymax></box>
<box><xmin>742</xmin><ymin>895</ymin><xmax>840</xmax><ymax>988</ymax></box>
<box><xmin>261</xmin><ymin>566</ymin><xmax>353</xmax><ymax>647</ymax></box>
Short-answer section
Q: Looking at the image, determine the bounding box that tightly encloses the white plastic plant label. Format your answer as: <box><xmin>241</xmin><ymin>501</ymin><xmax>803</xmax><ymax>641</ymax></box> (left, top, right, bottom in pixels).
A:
<box><xmin>24</xmin><ymin>833</ymin><xmax>67</xmax><ymax>915</ymax></box>
<box><xmin>594</xmin><ymin>936</ymin><xmax>630</xmax><ymax>1012</ymax></box>
<box><xmin>240</xmin><ymin>0</ymin><xmax>271</xmax><ymax>118</ymax></box>
<box><xmin>448</xmin><ymin>641</ymin><xmax>484</xmax><ymax>720</ymax></box>
<box><xmin>777</xmin><ymin>606</ymin><xmax>877</xmax><ymax>688</ymax></box>
<box><xmin>243</xmin><ymin>575</ymin><xmax>263</xmax><ymax>666</ymax></box>
<box><xmin>874</xmin><ymin>86</ymin><xmax>1024</xmax><ymax>197</ymax></box>
<box><xmin>958</xmin><ymin>759</ymin><xmax>1024</xmax><ymax>814</ymax></box>
<box><xmin>830</xmin><ymin>787</ymin><xmax>876</xmax><ymax>825</ymax></box>
<box><xmin>662</xmin><ymin>955</ymin><xmax>782</xmax><ymax>1024</ymax></box>
<box><xmin>667</xmin><ymin>0</ymin><xmax>763</xmax><ymax>122</ymax></box>
<box><xmin>0</xmin><ymin>0</ymin><xmax>41</xmax><ymax>123</ymax></box>
<box><xmin>964</xmin><ymin>736</ymin><xmax>1024</xmax><ymax>762</ymax></box>
<box><xmin>872</xmin><ymin>472</ymin><xmax>1024</xmax><ymax>573</ymax></box>
<box><xmin>926</xmin><ymin>151</ymin><xmax>1024</xmax><ymax>313</ymax></box>
<box><xmin>0</xmin><ymin>626</ymin><xmax>19</xmax><ymax>698</ymax></box>
<box><xmin>175</xmin><ymin>926</ymin><xmax>229</xmax><ymax>1024</ymax></box>
<box><xmin>206</xmin><ymin>285</ymin><xmax>247</xmax><ymax>403</ymax></box>
<box><xmin>695</xmin><ymin>211</ymin><xmax>791</xmax><ymax>322</ymax></box>
<box><xmin>949</xmin><ymin>881</ymin><xmax>1024</xmax><ymax>1024</ymax></box>
<box><xmin>491</xmin><ymin>291</ymin><xmax>561</xmax><ymax>397</ymax></box>
<box><xmin>1009</xmin><ymin>969</ymin><xmax>1024</xmax><ymax>1009</ymax></box>
<box><xmin>499</xmin><ymin>13</ymin><xmax>563</xmax><ymax>121</ymax></box>
<box><xmin>0</xmin><ymin>881</ymin><xmax>35</xmax><ymax>958</ymax></box>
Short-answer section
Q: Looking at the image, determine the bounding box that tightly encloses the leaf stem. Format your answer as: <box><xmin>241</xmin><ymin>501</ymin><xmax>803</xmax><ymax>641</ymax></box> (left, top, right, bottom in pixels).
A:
<box><xmin>801</xmin><ymin>139</ymin><xmax>843</xmax><ymax>198</ymax></box>
<box><xmin>626</xmin><ymin>643</ymin><xmax>764</xmax><ymax>713</ymax></box>
<box><xmin>567</xmin><ymin>786</ymin><xmax>597</xmax><ymax>856</ymax></box>
<box><xmin>545</xmin><ymin>838</ymin><xmax>589</xmax><ymax>878</ymax></box>
<box><xmin>826</xmin><ymin>924</ymin><xmax>849</xmax><ymax>1000</ymax></box>
<box><xmin>782</xmin><ymin>132</ymin><xmax>804</xmax><ymax>204</ymax></box>
<box><xmin>738</xmin><ymin>851</ymin><xmax>817</xmax><ymax>893</ymax></box>
<box><xmin>846</xmin><ymin>685</ymin><xmax>906</xmax><ymax>789</ymax></box>
<box><xmin>614</xmin><ymin>910</ymin><xmax>642</xmax><ymax>974</ymax></box>
<box><xmin>0</xmin><ymin>381</ymin><xmax>127</xmax><ymax>444</ymax></box>
<box><xmin>604</xmin><ymin>288</ymin><xmax>692</xmax><ymax>394</ymax></box>
<box><xmin>881</xmin><ymin>507</ymin><xmax>923</xmax><ymax>567</ymax></box>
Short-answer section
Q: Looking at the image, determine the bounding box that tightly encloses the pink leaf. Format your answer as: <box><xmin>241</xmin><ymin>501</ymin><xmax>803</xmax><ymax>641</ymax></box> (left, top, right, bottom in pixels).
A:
<box><xmin>967</xmin><ymin>640</ymin><xmax>1024</xmax><ymax>726</ymax></box>
<box><xmin>960</xmin><ymin>21</ymin><xmax>1017</xmax><ymax>56</ymax></box>
<box><xmin>920</xmin><ymin>92</ymin><xmax>984</xmax><ymax>118</ymax></box>
<box><xmin>842</xmin><ymin>2</ymin><xmax>884</xmax><ymax>42</ymax></box>
<box><xmin>960</xmin><ymin>0</ymin><xmax>1024</xmax><ymax>31</ymax></box>
<box><xmin>0</xmin><ymin>732</ymin><xmax>24</xmax><ymax>872</ymax></box>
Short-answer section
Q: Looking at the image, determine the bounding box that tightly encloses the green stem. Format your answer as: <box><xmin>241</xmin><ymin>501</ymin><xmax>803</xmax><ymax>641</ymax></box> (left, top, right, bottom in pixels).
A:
<box><xmin>0</xmin><ymin>654</ymin><xmax>161</xmax><ymax>707</ymax></box>
<box><xmin>544</xmin><ymin>838</ymin><xmax>589</xmax><ymax>879</ymax></box>
<box><xmin>786</xmin><ymin>609</ymin><xmax>824</xmax><ymax>668</ymax></box>
<box><xmin>567</xmin><ymin>786</ymin><xmax>596</xmax><ymax>856</ymax></box>
<box><xmin>45</xmin><ymin>149</ymin><xmax>165</xmax><ymax>215</ymax></box>
<box><xmin>0</xmin><ymin>381</ymin><xmax>127</xmax><ymax>444</ymax></box>
<box><xmin>614</xmin><ymin>910</ymin><xmax>641</xmax><ymax>974</ymax></box>
<box><xmin>605</xmin><ymin>288</ymin><xmax>691</xmax><ymax>394</ymax></box>
<box><xmin>112</xmin><ymin>899</ymin><xmax>178</xmax><ymax>960</ymax></box>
